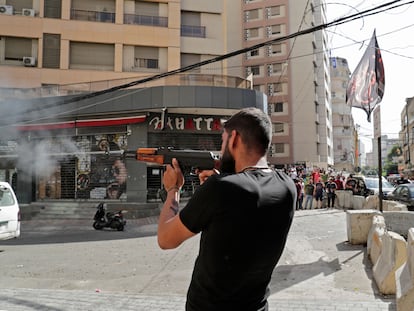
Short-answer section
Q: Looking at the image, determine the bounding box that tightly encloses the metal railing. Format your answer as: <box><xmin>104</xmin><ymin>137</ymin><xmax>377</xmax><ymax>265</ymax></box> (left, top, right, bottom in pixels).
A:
<box><xmin>124</xmin><ymin>14</ymin><xmax>168</xmax><ymax>27</ymax></box>
<box><xmin>0</xmin><ymin>74</ymin><xmax>252</xmax><ymax>100</ymax></box>
<box><xmin>181</xmin><ymin>25</ymin><xmax>206</xmax><ymax>38</ymax></box>
<box><xmin>71</xmin><ymin>9</ymin><xmax>115</xmax><ymax>23</ymax></box>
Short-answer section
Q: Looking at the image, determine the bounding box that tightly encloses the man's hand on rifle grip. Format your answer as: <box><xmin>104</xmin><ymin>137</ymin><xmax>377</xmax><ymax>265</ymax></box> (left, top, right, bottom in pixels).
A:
<box><xmin>198</xmin><ymin>169</ymin><xmax>219</xmax><ymax>185</ymax></box>
<box><xmin>163</xmin><ymin>158</ymin><xmax>185</xmax><ymax>191</ymax></box>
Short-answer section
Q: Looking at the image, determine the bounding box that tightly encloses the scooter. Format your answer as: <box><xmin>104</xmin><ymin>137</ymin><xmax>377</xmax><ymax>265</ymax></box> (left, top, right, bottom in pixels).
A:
<box><xmin>93</xmin><ymin>202</ymin><xmax>126</xmax><ymax>231</ymax></box>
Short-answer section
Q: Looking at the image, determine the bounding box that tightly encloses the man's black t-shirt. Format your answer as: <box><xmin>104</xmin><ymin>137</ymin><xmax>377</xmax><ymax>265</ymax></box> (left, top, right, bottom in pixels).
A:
<box><xmin>179</xmin><ymin>169</ymin><xmax>296</xmax><ymax>311</ymax></box>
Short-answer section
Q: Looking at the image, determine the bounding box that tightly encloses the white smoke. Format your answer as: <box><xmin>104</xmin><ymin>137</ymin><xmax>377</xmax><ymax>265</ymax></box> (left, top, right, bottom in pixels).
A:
<box><xmin>15</xmin><ymin>137</ymin><xmax>81</xmax><ymax>181</ymax></box>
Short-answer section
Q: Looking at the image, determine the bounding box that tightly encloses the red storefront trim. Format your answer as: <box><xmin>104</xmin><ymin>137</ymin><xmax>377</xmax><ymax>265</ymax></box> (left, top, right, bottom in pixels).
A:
<box><xmin>16</xmin><ymin>115</ymin><xmax>146</xmax><ymax>131</ymax></box>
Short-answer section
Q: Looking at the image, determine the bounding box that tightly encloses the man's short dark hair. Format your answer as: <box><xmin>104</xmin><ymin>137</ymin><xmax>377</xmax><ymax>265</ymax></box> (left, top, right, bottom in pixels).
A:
<box><xmin>224</xmin><ymin>107</ymin><xmax>272</xmax><ymax>155</ymax></box>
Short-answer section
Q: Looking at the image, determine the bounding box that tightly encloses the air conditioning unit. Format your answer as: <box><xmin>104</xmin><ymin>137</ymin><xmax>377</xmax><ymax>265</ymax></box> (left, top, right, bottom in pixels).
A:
<box><xmin>22</xmin><ymin>8</ymin><xmax>35</xmax><ymax>17</ymax></box>
<box><xmin>0</xmin><ymin>5</ymin><xmax>13</xmax><ymax>15</ymax></box>
<box><xmin>23</xmin><ymin>57</ymin><xmax>36</xmax><ymax>67</ymax></box>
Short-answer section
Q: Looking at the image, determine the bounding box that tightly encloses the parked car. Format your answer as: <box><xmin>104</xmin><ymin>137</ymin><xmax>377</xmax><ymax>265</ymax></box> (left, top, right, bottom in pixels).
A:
<box><xmin>0</xmin><ymin>182</ymin><xmax>21</xmax><ymax>240</ymax></box>
<box><xmin>363</xmin><ymin>177</ymin><xmax>395</xmax><ymax>198</ymax></box>
<box><xmin>386</xmin><ymin>183</ymin><xmax>414</xmax><ymax>211</ymax></box>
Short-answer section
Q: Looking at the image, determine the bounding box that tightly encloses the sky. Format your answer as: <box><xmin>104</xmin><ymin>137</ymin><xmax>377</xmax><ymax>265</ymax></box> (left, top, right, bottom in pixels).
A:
<box><xmin>324</xmin><ymin>0</ymin><xmax>414</xmax><ymax>151</ymax></box>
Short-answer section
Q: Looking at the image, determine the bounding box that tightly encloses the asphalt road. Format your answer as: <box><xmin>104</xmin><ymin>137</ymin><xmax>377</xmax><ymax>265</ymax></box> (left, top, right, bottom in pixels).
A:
<box><xmin>0</xmin><ymin>209</ymin><xmax>396</xmax><ymax>310</ymax></box>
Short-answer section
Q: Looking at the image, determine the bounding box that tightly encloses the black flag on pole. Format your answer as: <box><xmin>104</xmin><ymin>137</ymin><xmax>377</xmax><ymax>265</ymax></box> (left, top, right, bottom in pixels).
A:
<box><xmin>346</xmin><ymin>30</ymin><xmax>385</xmax><ymax>122</ymax></box>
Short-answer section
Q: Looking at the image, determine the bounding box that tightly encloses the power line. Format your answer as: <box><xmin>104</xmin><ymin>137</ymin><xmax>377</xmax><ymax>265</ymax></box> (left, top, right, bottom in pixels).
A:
<box><xmin>2</xmin><ymin>0</ymin><xmax>413</xmax><ymax>125</ymax></box>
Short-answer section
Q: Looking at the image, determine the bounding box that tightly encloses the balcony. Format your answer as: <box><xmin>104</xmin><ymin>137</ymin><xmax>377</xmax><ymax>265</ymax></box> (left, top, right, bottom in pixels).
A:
<box><xmin>0</xmin><ymin>74</ymin><xmax>252</xmax><ymax>100</ymax></box>
<box><xmin>71</xmin><ymin>9</ymin><xmax>115</xmax><ymax>23</ymax></box>
<box><xmin>124</xmin><ymin>14</ymin><xmax>168</xmax><ymax>27</ymax></box>
<box><xmin>181</xmin><ymin>25</ymin><xmax>206</xmax><ymax>38</ymax></box>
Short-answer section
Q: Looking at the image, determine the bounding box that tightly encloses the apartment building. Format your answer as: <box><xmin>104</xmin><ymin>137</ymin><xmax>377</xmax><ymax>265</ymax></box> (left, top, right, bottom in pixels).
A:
<box><xmin>0</xmin><ymin>0</ymin><xmax>245</xmax><ymax>87</ymax></box>
<box><xmin>399</xmin><ymin>97</ymin><xmax>414</xmax><ymax>174</ymax></box>
<box><xmin>329</xmin><ymin>56</ymin><xmax>356</xmax><ymax>172</ymax></box>
<box><xmin>242</xmin><ymin>0</ymin><xmax>333</xmax><ymax>169</ymax></box>
<box><xmin>0</xmin><ymin>0</ymin><xmax>270</xmax><ymax>204</ymax></box>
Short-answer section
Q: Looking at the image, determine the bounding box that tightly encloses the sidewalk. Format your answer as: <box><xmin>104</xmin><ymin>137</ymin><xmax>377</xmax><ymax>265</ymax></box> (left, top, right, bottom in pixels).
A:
<box><xmin>0</xmin><ymin>208</ymin><xmax>396</xmax><ymax>310</ymax></box>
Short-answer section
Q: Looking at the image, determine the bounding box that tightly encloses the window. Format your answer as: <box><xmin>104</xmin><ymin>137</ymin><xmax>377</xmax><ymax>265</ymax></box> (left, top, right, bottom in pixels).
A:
<box><xmin>3</xmin><ymin>37</ymin><xmax>33</xmax><ymax>63</ymax></box>
<box><xmin>250</xmin><ymin>65</ymin><xmax>260</xmax><ymax>76</ymax></box>
<box><xmin>267</xmin><ymin>25</ymin><xmax>281</xmax><ymax>37</ymax></box>
<box><xmin>273</xmin><ymin>102</ymin><xmax>283</xmax><ymax>112</ymax></box>
<box><xmin>70</xmin><ymin>42</ymin><xmax>114</xmax><ymax>70</ymax></box>
<box><xmin>271</xmin><ymin>143</ymin><xmax>284</xmax><ymax>154</ymax></box>
<box><xmin>245</xmin><ymin>28</ymin><xmax>259</xmax><ymax>40</ymax></box>
<box><xmin>181</xmin><ymin>11</ymin><xmax>206</xmax><ymax>38</ymax></box>
<box><xmin>268</xmin><ymin>63</ymin><xmax>283</xmax><ymax>75</ymax></box>
<box><xmin>269</xmin><ymin>43</ymin><xmax>282</xmax><ymax>54</ymax></box>
<box><xmin>181</xmin><ymin>53</ymin><xmax>201</xmax><ymax>73</ymax></box>
<box><xmin>268</xmin><ymin>83</ymin><xmax>283</xmax><ymax>95</ymax></box>
<box><xmin>135</xmin><ymin>58</ymin><xmax>158</xmax><ymax>69</ymax></box>
<box><xmin>124</xmin><ymin>1</ymin><xmax>167</xmax><ymax>27</ymax></box>
<box><xmin>273</xmin><ymin>122</ymin><xmax>284</xmax><ymax>134</ymax></box>
<box><xmin>247</xmin><ymin>49</ymin><xmax>259</xmax><ymax>58</ymax></box>
<box><xmin>266</xmin><ymin>5</ymin><xmax>281</xmax><ymax>18</ymax></box>
<box><xmin>43</xmin><ymin>34</ymin><xmax>60</xmax><ymax>69</ymax></box>
<box><xmin>245</xmin><ymin>9</ymin><xmax>259</xmax><ymax>21</ymax></box>
<box><xmin>44</xmin><ymin>0</ymin><xmax>61</xmax><ymax>18</ymax></box>
<box><xmin>71</xmin><ymin>0</ymin><xmax>116</xmax><ymax>23</ymax></box>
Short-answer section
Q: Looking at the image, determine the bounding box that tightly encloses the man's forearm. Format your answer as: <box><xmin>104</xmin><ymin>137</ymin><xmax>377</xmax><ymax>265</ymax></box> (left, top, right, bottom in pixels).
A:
<box><xmin>157</xmin><ymin>187</ymin><xmax>182</xmax><ymax>249</ymax></box>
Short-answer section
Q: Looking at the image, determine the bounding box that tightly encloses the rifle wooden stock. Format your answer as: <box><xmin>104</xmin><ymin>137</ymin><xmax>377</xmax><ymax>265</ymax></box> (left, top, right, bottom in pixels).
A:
<box><xmin>135</xmin><ymin>147</ymin><xmax>220</xmax><ymax>172</ymax></box>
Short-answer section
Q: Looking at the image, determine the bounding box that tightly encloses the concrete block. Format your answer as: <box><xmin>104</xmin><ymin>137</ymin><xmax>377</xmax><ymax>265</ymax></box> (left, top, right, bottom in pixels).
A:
<box><xmin>336</xmin><ymin>190</ymin><xmax>353</xmax><ymax>209</ymax></box>
<box><xmin>346</xmin><ymin>209</ymin><xmax>381</xmax><ymax>245</ymax></box>
<box><xmin>373</xmin><ymin>231</ymin><xmax>407</xmax><ymax>295</ymax></box>
<box><xmin>383</xmin><ymin>200</ymin><xmax>407</xmax><ymax>212</ymax></box>
<box><xmin>352</xmin><ymin>195</ymin><xmax>367</xmax><ymax>210</ymax></box>
<box><xmin>367</xmin><ymin>215</ymin><xmax>386</xmax><ymax>265</ymax></box>
<box><xmin>396</xmin><ymin>228</ymin><xmax>414</xmax><ymax>311</ymax></box>
<box><xmin>366</xmin><ymin>195</ymin><xmax>379</xmax><ymax>210</ymax></box>
<box><xmin>383</xmin><ymin>211</ymin><xmax>414</xmax><ymax>237</ymax></box>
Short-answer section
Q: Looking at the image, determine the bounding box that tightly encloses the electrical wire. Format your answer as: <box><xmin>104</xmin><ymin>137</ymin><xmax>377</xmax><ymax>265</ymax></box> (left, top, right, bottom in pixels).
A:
<box><xmin>2</xmin><ymin>0</ymin><xmax>413</xmax><ymax>126</ymax></box>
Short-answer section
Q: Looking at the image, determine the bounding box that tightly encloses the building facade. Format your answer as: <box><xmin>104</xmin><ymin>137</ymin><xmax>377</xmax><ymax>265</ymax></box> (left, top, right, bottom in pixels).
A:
<box><xmin>399</xmin><ymin>96</ymin><xmax>414</xmax><ymax>175</ymax></box>
<box><xmin>242</xmin><ymin>0</ymin><xmax>333</xmax><ymax>169</ymax></box>
<box><xmin>329</xmin><ymin>56</ymin><xmax>356</xmax><ymax>172</ymax></box>
<box><xmin>0</xmin><ymin>0</ymin><xmax>269</xmax><ymax>205</ymax></box>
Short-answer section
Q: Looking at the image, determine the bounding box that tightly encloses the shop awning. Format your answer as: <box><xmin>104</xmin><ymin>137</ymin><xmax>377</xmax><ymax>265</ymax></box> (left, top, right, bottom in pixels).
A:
<box><xmin>16</xmin><ymin>115</ymin><xmax>146</xmax><ymax>131</ymax></box>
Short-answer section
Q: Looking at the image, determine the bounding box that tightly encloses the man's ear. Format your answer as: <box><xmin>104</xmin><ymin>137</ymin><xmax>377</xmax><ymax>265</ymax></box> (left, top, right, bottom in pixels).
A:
<box><xmin>227</xmin><ymin>130</ymin><xmax>238</xmax><ymax>152</ymax></box>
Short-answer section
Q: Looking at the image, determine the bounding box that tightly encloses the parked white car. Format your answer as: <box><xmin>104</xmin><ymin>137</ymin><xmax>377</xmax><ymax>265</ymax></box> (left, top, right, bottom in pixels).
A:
<box><xmin>0</xmin><ymin>182</ymin><xmax>20</xmax><ymax>240</ymax></box>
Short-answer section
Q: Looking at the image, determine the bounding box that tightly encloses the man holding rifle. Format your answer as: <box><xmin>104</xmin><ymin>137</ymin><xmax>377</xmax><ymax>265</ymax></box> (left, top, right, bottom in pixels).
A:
<box><xmin>158</xmin><ymin>107</ymin><xmax>296</xmax><ymax>311</ymax></box>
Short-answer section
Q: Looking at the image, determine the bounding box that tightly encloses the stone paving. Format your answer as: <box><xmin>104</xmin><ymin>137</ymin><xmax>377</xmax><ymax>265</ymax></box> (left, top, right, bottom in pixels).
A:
<box><xmin>0</xmin><ymin>208</ymin><xmax>397</xmax><ymax>311</ymax></box>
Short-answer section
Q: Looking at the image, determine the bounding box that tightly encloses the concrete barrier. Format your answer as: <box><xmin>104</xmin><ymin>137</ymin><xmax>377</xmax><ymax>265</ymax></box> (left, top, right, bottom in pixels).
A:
<box><xmin>383</xmin><ymin>200</ymin><xmax>408</xmax><ymax>212</ymax></box>
<box><xmin>396</xmin><ymin>228</ymin><xmax>414</xmax><ymax>311</ymax></box>
<box><xmin>373</xmin><ymin>231</ymin><xmax>407</xmax><ymax>295</ymax></box>
<box><xmin>366</xmin><ymin>195</ymin><xmax>378</xmax><ymax>210</ymax></box>
<box><xmin>336</xmin><ymin>190</ymin><xmax>353</xmax><ymax>209</ymax></box>
<box><xmin>367</xmin><ymin>215</ymin><xmax>387</xmax><ymax>265</ymax></box>
<box><xmin>383</xmin><ymin>211</ymin><xmax>414</xmax><ymax>238</ymax></box>
<box><xmin>346</xmin><ymin>209</ymin><xmax>381</xmax><ymax>245</ymax></box>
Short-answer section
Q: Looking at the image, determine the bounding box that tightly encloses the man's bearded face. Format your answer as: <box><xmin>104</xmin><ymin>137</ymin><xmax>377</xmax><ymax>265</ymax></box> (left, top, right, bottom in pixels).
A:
<box><xmin>220</xmin><ymin>137</ymin><xmax>235</xmax><ymax>174</ymax></box>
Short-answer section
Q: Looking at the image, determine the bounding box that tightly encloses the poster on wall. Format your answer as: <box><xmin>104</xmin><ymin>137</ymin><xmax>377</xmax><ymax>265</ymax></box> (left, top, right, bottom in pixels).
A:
<box><xmin>76</xmin><ymin>134</ymin><xmax>128</xmax><ymax>200</ymax></box>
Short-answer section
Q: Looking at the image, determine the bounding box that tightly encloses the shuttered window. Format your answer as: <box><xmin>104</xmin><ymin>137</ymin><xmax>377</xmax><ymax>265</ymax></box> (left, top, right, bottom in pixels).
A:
<box><xmin>70</xmin><ymin>42</ymin><xmax>114</xmax><ymax>70</ymax></box>
<box><xmin>43</xmin><ymin>33</ymin><xmax>60</xmax><ymax>69</ymax></box>
<box><xmin>44</xmin><ymin>0</ymin><xmax>61</xmax><ymax>18</ymax></box>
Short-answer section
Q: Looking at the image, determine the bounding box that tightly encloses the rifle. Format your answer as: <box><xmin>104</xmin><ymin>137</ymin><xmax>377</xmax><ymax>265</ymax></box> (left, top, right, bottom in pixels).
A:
<box><xmin>125</xmin><ymin>147</ymin><xmax>221</xmax><ymax>174</ymax></box>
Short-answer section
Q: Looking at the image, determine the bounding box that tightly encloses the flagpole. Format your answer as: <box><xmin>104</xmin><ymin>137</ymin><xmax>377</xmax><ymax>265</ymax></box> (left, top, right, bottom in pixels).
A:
<box><xmin>378</xmin><ymin>136</ymin><xmax>383</xmax><ymax>212</ymax></box>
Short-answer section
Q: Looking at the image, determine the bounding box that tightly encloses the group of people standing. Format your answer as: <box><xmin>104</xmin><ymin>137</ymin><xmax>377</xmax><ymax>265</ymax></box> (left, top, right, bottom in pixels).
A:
<box><xmin>293</xmin><ymin>168</ymin><xmax>346</xmax><ymax>210</ymax></box>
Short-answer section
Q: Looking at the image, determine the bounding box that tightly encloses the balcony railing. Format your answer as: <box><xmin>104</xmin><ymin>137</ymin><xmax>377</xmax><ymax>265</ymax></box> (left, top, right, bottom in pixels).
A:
<box><xmin>71</xmin><ymin>9</ymin><xmax>115</xmax><ymax>23</ymax></box>
<box><xmin>181</xmin><ymin>25</ymin><xmax>206</xmax><ymax>38</ymax></box>
<box><xmin>124</xmin><ymin>14</ymin><xmax>168</xmax><ymax>27</ymax></box>
<box><xmin>0</xmin><ymin>74</ymin><xmax>252</xmax><ymax>100</ymax></box>
<box><xmin>134</xmin><ymin>58</ymin><xmax>159</xmax><ymax>69</ymax></box>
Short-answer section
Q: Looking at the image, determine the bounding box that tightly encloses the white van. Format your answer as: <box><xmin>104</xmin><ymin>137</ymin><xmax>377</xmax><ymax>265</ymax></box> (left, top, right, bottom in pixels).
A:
<box><xmin>0</xmin><ymin>182</ymin><xmax>21</xmax><ymax>240</ymax></box>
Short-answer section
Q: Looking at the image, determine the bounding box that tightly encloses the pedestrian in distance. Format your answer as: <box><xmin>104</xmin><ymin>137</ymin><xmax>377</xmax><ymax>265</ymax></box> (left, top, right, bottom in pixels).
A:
<box><xmin>303</xmin><ymin>178</ymin><xmax>315</xmax><ymax>210</ymax></box>
<box><xmin>158</xmin><ymin>107</ymin><xmax>296</xmax><ymax>311</ymax></box>
<box><xmin>294</xmin><ymin>178</ymin><xmax>304</xmax><ymax>210</ymax></box>
<box><xmin>314</xmin><ymin>178</ymin><xmax>324</xmax><ymax>209</ymax></box>
<box><xmin>325</xmin><ymin>176</ymin><xmax>337</xmax><ymax>208</ymax></box>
